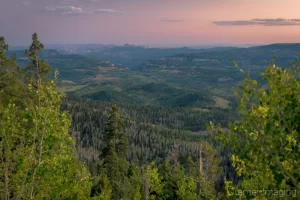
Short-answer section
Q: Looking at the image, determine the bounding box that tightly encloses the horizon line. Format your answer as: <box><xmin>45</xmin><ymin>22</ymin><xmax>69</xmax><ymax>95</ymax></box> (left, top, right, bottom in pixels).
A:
<box><xmin>8</xmin><ymin>42</ymin><xmax>300</xmax><ymax>49</ymax></box>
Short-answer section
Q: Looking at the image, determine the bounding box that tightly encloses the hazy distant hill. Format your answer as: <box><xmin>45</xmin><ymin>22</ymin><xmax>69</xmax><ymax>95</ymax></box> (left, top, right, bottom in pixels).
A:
<box><xmin>252</xmin><ymin>43</ymin><xmax>300</xmax><ymax>51</ymax></box>
<box><xmin>161</xmin><ymin>43</ymin><xmax>300</xmax><ymax>66</ymax></box>
<box><xmin>6</xmin><ymin>43</ymin><xmax>300</xmax><ymax>108</ymax></box>
<box><xmin>65</xmin><ymin>45</ymin><xmax>238</xmax><ymax>68</ymax></box>
<box><xmin>6</xmin><ymin>49</ymin><xmax>106</xmax><ymax>81</ymax></box>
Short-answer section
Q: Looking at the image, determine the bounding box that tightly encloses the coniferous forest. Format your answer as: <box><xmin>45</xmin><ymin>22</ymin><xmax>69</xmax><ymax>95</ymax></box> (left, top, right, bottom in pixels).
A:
<box><xmin>1</xmin><ymin>34</ymin><xmax>299</xmax><ymax>200</ymax></box>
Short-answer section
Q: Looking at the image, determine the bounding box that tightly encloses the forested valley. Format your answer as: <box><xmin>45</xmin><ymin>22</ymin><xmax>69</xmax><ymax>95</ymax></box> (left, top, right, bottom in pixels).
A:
<box><xmin>1</xmin><ymin>34</ymin><xmax>299</xmax><ymax>199</ymax></box>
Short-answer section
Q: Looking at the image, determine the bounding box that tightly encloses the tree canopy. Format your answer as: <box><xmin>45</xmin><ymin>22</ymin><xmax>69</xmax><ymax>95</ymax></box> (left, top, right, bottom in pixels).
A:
<box><xmin>0</xmin><ymin>34</ymin><xmax>92</xmax><ymax>200</ymax></box>
<box><xmin>210</xmin><ymin>62</ymin><xmax>300</xmax><ymax>199</ymax></box>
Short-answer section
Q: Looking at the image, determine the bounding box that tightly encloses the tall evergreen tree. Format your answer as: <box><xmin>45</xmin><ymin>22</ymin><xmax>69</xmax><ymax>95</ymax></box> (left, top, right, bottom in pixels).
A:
<box><xmin>98</xmin><ymin>104</ymin><xmax>129</xmax><ymax>199</ymax></box>
<box><xmin>0</xmin><ymin>37</ymin><xmax>23</xmax><ymax>106</ymax></box>
<box><xmin>102</xmin><ymin>104</ymin><xmax>129</xmax><ymax>160</ymax></box>
<box><xmin>0</xmin><ymin>36</ymin><xmax>8</xmax><ymax>63</ymax></box>
<box><xmin>25</xmin><ymin>33</ymin><xmax>51</xmax><ymax>87</ymax></box>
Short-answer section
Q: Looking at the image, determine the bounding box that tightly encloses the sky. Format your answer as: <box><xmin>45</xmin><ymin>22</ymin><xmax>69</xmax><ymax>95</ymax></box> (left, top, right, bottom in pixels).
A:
<box><xmin>1</xmin><ymin>0</ymin><xmax>300</xmax><ymax>46</ymax></box>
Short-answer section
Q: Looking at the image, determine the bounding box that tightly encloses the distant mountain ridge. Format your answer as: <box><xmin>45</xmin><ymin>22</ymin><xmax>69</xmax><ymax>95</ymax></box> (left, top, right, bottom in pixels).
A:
<box><xmin>6</xmin><ymin>42</ymin><xmax>300</xmax><ymax>108</ymax></box>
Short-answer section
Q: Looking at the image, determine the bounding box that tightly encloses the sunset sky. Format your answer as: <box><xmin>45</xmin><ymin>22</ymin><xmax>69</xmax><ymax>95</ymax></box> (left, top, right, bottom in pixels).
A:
<box><xmin>1</xmin><ymin>0</ymin><xmax>300</xmax><ymax>46</ymax></box>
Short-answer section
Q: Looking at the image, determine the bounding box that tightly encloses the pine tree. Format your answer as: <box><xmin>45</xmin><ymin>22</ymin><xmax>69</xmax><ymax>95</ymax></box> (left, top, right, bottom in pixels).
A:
<box><xmin>25</xmin><ymin>33</ymin><xmax>51</xmax><ymax>87</ymax></box>
<box><xmin>98</xmin><ymin>104</ymin><xmax>129</xmax><ymax>199</ymax></box>
<box><xmin>0</xmin><ymin>37</ymin><xmax>23</xmax><ymax>106</ymax></box>
<box><xmin>177</xmin><ymin>177</ymin><xmax>198</xmax><ymax>200</ymax></box>
<box><xmin>0</xmin><ymin>36</ymin><xmax>8</xmax><ymax>63</ymax></box>
<box><xmin>102</xmin><ymin>104</ymin><xmax>128</xmax><ymax>160</ymax></box>
<box><xmin>159</xmin><ymin>161</ymin><xmax>185</xmax><ymax>199</ymax></box>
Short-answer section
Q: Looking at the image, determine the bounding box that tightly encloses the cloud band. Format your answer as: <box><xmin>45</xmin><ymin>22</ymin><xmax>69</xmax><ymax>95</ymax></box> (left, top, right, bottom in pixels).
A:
<box><xmin>41</xmin><ymin>6</ymin><xmax>121</xmax><ymax>15</ymax></box>
<box><xmin>160</xmin><ymin>18</ymin><xmax>184</xmax><ymax>23</ymax></box>
<box><xmin>214</xmin><ymin>18</ymin><xmax>300</xmax><ymax>26</ymax></box>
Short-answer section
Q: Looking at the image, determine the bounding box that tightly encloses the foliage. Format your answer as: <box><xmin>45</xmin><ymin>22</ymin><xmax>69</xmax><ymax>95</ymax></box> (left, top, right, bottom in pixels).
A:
<box><xmin>177</xmin><ymin>177</ymin><xmax>198</xmax><ymax>200</ymax></box>
<box><xmin>0</xmin><ymin>34</ymin><xmax>92</xmax><ymax>199</ymax></box>
<box><xmin>210</xmin><ymin>62</ymin><xmax>300</xmax><ymax>199</ymax></box>
<box><xmin>143</xmin><ymin>161</ymin><xmax>164</xmax><ymax>199</ymax></box>
<box><xmin>102</xmin><ymin>104</ymin><xmax>128</xmax><ymax>160</ymax></box>
<box><xmin>92</xmin><ymin>175</ymin><xmax>112</xmax><ymax>200</ymax></box>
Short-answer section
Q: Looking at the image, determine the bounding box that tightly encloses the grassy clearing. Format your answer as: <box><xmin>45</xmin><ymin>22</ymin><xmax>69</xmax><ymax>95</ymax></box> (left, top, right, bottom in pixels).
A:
<box><xmin>58</xmin><ymin>84</ymin><xmax>88</xmax><ymax>92</ymax></box>
<box><xmin>61</xmin><ymin>80</ymin><xmax>76</xmax><ymax>84</ymax></box>
<box><xmin>213</xmin><ymin>96</ymin><xmax>230</xmax><ymax>109</ymax></box>
<box><xmin>192</xmin><ymin>108</ymin><xmax>210</xmax><ymax>112</ymax></box>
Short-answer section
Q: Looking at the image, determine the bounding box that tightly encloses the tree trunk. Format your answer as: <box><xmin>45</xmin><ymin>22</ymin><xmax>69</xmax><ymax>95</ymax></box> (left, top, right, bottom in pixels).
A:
<box><xmin>198</xmin><ymin>144</ymin><xmax>203</xmax><ymax>198</ymax></box>
<box><xmin>5</xmin><ymin>163</ymin><xmax>9</xmax><ymax>200</ymax></box>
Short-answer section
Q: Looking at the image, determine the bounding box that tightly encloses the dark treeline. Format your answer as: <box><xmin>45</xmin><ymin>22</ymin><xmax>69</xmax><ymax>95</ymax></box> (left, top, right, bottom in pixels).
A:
<box><xmin>63</xmin><ymin>98</ymin><xmax>237</xmax><ymax>132</ymax></box>
<box><xmin>61</xmin><ymin>97</ymin><xmax>238</xmax><ymax>163</ymax></box>
<box><xmin>61</xmin><ymin>98</ymin><xmax>239</xmax><ymax>199</ymax></box>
